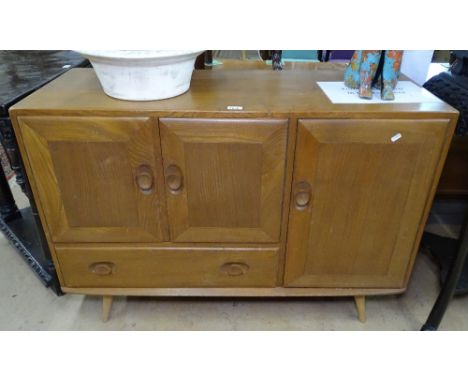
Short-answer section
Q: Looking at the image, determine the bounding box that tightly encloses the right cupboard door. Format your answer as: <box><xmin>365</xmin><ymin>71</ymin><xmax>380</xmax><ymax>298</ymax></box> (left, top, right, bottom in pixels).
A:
<box><xmin>284</xmin><ymin>119</ymin><xmax>450</xmax><ymax>288</ymax></box>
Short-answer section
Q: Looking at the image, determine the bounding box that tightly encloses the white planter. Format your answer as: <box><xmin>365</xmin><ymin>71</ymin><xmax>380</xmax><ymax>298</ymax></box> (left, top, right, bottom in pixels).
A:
<box><xmin>76</xmin><ymin>50</ymin><xmax>204</xmax><ymax>101</ymax></box>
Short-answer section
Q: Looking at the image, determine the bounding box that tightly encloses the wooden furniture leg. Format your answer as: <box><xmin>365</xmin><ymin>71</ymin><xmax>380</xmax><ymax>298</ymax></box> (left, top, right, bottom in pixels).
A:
<box><xmin>102</xmin><ymin>295</ymin><xmax>113</xmax><ymax>322</ymax></box>
<box><xmin>354</xmin><ymin>296</ymin><xmax>366</xmax><ymax>322</ymax></box>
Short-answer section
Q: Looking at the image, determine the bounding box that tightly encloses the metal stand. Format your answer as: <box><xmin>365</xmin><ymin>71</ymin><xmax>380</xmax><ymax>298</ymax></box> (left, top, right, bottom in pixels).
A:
<box><xmin>421</xmin><ymin>217</ymin><xmax>468</xmax><ymax>330</ymax></box>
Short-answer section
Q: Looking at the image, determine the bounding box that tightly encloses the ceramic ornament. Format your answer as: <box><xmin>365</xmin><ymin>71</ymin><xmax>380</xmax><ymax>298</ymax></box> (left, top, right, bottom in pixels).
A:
<box><xmin>344</xmin><ymin>50</ymin><xmax>404</xmax><ymax>100</ymax></box>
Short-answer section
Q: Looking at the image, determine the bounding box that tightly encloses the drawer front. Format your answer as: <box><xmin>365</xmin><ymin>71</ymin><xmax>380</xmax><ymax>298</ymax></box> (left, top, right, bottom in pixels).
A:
<box><xmin>56</xmin><ymin>245</ymin><xmax>279</xmax><ymax>288</ymax></box>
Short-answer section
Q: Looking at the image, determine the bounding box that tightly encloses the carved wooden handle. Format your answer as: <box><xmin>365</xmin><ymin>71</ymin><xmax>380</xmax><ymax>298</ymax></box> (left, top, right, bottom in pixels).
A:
<box><xmin>136</xmin><ymin>164</ymin><xmax>154</xmax><ymax>193</ymax></box>
<box><xmin>294</xmin><ymin>181</ymin><xmax>312</xmax><ymax>209</ymax></box>
<box><xmin>166</xmin><ymin>164</ymin><xmax>183</xmax><ymax>193</ymax></box>
<box><xmin>89</xmin><ymin>262</ymin><xmax>115</xmax><ymax>276</ymax></box>
<box><xmin>220</xmin><ymin>262</ymin><xmax>250</xmax><ymax>277</ymax></box>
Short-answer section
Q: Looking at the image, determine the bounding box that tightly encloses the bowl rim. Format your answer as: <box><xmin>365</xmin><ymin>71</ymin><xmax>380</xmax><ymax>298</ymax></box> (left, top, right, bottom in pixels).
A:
<box><xmin>76</xmin><ymin>50</ymin><xmax>205</xmax><ymax>61</ymax></box>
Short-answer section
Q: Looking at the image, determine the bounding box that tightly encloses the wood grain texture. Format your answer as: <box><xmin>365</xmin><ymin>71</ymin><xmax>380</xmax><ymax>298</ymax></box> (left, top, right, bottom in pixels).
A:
<box><xmin>276</xmin><ymin>118</ymin><xmax>298</xmax><ymax>285</ymax></box>
<box><xmin>160</xmin><ymin>118</ymin><xmax>287</xmax><ymax>243</ymax></box>
<box><xmin>18</xmin><ymin>116</ymin><xmax>168</xmax><ymax>243</ymax></box>
<box><xmin>285</xmin><ymin>119</ymin><xmax>450</xmax><ymax>288</ymax></box>
<box><xmin>9</xmin><ymin>69</ymin><xmax>458</xmax><ymax>118</ymax></box>
<box><xmin>61</xmin><ymin>286</ymin><xmax>406</xmax><ymax>297</ymax></box>
<box><xmin>56</xmin><ymin>245</ymin><xmax>279</xmax><ymax>288</ymax></box>
<box><xmin>400</xmin><ymin>116</ymin><xmax>458</xmax><ymax>287</ymax></box>
<box><xmin>52</xmin><ymin>141</ymin><xmax>139</xmax><ymax>227</ymax></box>
<box><xmin>9</xmin><ymin>67</ymin><xmax>459</xmax><ymax>301</ymax></box>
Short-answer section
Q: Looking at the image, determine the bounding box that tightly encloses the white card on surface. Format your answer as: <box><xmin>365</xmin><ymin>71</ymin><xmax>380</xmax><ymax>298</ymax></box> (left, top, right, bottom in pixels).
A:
<box><xmin>317</xmin><ymin>81</ymin><xmax>442</xmax><ymax>104</ymax></box>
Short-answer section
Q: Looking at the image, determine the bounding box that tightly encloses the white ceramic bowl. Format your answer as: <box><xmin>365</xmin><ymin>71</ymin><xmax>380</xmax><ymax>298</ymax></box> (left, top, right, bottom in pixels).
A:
<box><xmin>76</xmin><ymin>50</ymin><xmax>204</xmax><ymax>101</ymax></box>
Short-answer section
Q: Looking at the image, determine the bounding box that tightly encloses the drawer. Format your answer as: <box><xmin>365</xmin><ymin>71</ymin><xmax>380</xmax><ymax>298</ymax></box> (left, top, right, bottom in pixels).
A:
<box><xmin>55</xmin><ymin>245</ymin><xmax>279</xmax><ymax>288</ymax></box>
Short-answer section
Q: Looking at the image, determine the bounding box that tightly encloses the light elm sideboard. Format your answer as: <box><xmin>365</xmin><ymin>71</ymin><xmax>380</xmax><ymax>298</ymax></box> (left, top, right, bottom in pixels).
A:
<box><xmin>9</xmin><ymin>68</ymin><xmax>458</xmax><ymax>322</ymax></box>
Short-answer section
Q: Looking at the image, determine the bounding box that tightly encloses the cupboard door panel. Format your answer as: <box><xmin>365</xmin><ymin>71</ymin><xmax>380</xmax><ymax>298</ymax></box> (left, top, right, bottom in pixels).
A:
<box><xmin>19</xmin><ymin>116</ymin><xmax>167</xmax><ymax>243</ymax></box>
<box><xmin>160</xmin><ymin>118</ymin><xmax>287</xmax><ymax>243</ymax></box>
<box><xmin>285</xmin><ymin>119</ymin><xmax>450</xmax><ymax>288</ymax></box>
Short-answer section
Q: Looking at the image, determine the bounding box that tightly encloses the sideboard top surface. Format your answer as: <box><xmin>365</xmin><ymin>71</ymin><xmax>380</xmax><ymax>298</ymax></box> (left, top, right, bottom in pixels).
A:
<box><xmin>10</xmin><ymin>68</ymin><xmax>458</xmax><ymax>118</ymax></box>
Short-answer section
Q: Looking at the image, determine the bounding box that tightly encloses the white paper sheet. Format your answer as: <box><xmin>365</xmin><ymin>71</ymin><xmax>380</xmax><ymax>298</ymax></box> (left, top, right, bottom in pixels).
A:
<box><xmin>317</xmin><ymin>81</ymin><xmax>442</xmax><ymax>104</ymax></box>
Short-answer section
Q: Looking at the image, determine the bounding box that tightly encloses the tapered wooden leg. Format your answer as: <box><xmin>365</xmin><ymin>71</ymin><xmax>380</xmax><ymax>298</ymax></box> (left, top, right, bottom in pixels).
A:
<box><xmin>102</xmin><ymin>295</ymin><xmax>113</xmax><ymax>322</ymax></box>
<box><xmin>354</xmin><ymin>296</ymin><xmax>366</xmax><ymax>323</ymax></box>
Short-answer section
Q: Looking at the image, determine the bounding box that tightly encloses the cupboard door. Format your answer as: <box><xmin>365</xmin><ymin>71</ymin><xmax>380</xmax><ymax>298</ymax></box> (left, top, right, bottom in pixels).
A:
<box><xmin>19</xmin><ymin>116</ymin><xmax>167</xmax><ymax>243</ymax></box>
<box><xmin>160</xmin><ymin>118</ymin><xmax>287</xmax><ymax>243</ymax></box>
<box><xmin>285</xmin><ymin>119</ymin><xmax>450</xmax><ymax>288</ymax></box>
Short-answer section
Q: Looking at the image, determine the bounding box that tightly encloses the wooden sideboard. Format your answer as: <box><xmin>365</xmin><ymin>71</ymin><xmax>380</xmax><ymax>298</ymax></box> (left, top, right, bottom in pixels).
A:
<box><xmin>9</xmin><ymin>68</ymin><xmax>458</xmax><ymax>322</ymax></box>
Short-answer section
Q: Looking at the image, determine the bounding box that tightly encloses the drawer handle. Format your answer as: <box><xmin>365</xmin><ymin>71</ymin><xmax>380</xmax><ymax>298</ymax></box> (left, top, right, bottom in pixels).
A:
<box><xmin>294</xmin><ymin>181</ymin><xmax>312</xmax><ymax>210</ymax></box>
<box><xmin>89</xmin><ymin>262</ymin><xmax>115</xmax><ymax>276</ymax></box>
<box><xmin>136</xmin><ymin>164</ymin><xmax>154</xmax><ymax>193</ymax></box>
<box><xmin>220</xmin><ymin>262</ymin><xmax>249</xmax><ymax>277</ymax></box>
<box><xmin>166</xmin><ymin>164</ymin><xmax>183</xmax><ymax>193</ymax></box>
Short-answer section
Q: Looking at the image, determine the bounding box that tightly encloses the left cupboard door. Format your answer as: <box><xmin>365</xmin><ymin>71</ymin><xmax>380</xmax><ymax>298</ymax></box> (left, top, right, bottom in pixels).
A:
<box><xmin>18</xmin><ymin>116</ymin><xmax>168</xmax><ymax>243</ymax></box>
